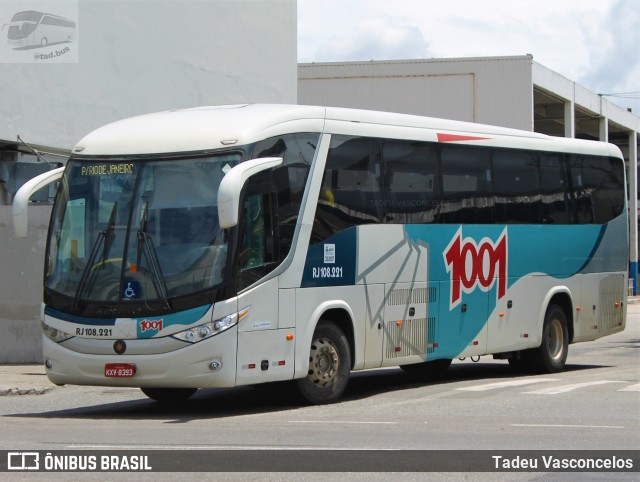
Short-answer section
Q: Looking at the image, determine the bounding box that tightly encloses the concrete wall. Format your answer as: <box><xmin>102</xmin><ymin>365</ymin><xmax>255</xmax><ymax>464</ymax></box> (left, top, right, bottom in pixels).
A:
<box><xmin>0</xmin><ymin>206</ymin><xmax>50</xmax><ymax>362</ymax></box>
<box><xmin>0</xmin><ymin>0</ymin><xmax>297</xmax><ymax>363</ymax></box>
<box><xmin>0</xmin><ymin>0</ymin><xmax>297</xmax><ymax>150</ymax></box>
<box><xmin>298</xmin><ymin>55</ymin><xmax>534</xmax><ymax>131</ymax></box>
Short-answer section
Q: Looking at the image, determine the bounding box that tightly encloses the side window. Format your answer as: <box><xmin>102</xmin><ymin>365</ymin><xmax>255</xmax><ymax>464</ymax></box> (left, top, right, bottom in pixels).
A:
<box><xmin>540</xmin><ymin>153</ymin><xmax>570</xmax><ymax>223</ymax></box>
<box><xmin>311</xmin><ymin>135</ymin><xmax>382</xmax><ymax>244</ymax></box>
<box><xmin>237</xmin><ymin>184</ymin><xmax>278</xmax><ymax>290</ymax></box>
<box><xmin>235</xmin><ymin>133</ymin><xmax>319</xmax><ymax>290</ymax></box>
<box><xmin>571</xmin><ymin>154</ymin><xmax>625</xmax><ymax>224</ymax></box>
<box><xmin>382</xmin><ymin>140</ymin><xmax>440</xmax><ymax>224</ymax></box>
<box><xmin>441</xmin><ymin>147</ymin><xmax>494</xmax><ymax>223</ymax></box>
<box><xmin>253</xmin><ymin>133</ymin><xmax>318</xmax><ymax>166</ymax></box>
<box><xmin>252</xmin><ymin>133</ymin><xmax>317</xmax><ymax>260</ymax></box>
<box><xmin>493</xmin><ymin>150</ymin><xmax>541</xmax><ymax>223</ymax></box>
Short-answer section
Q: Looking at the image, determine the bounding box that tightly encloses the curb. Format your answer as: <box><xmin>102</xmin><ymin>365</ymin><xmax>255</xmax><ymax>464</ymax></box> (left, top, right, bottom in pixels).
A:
<box><xmin>0</xmin><ymin>387</ymin><xmax>54</xmax><ymax>396</ymax></box>
<box><xmin>0</xmin><ymin>364</ymin><xmax>56</xmax><ymax>396</ymax></box>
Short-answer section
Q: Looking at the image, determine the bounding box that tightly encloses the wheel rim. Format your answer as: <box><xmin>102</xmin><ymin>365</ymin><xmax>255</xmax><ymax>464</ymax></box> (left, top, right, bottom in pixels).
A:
<box><xmin>547</xmin><ymin>317</ymin><xmax>565</xmax><ymax>361</ymax></box>
<box><xmin>308</xmin><ymin>337</ymin><xmax>339</xmax><ymax>387</ymax></box>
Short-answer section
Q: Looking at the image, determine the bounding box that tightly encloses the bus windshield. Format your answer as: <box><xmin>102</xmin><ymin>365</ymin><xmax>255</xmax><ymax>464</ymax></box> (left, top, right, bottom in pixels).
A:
<box><xmin>7</xmin><ymin>11</ymin><xmax>43</xmax><ymax>40</ymax></box>
<box><xmin>45</xmin><ymin>153</ymin><xmax>240</xmax><ymax>313</ymax></box>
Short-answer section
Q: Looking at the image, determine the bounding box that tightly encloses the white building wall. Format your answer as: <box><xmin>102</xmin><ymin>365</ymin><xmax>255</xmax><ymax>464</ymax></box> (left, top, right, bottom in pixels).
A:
<box><xmin>0</xmin><ymin>0</ymin><xmax>297</xmax><ymax>149</ymax></box>
<box><xmin>298</xmin><ymin>55</ymin><xmax>534</xmax><ymax>131</ymax></box>
<box><xmin>0</xmin><ymin>0</ymin><xmax>296</xmax><ymax>362</ymax></box>
<box><xmin>532</xmin><ymin>62</ymin><xmax>640</xmax><ymax>135</ymax></box>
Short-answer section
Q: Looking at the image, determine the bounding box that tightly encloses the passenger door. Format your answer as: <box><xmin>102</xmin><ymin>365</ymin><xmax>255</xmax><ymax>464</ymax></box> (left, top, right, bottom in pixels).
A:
<box><xmin>234</xmin><ymin>183</ymin><xmax>295</xmax><ymax>385</ymax></box>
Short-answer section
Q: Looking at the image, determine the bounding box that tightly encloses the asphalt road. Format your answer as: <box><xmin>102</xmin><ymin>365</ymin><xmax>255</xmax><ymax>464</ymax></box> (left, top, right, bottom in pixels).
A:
<box><xmin>1</xmin><ymin>304</ymin><xmax>638</xmax><ymax>480</ymax></box>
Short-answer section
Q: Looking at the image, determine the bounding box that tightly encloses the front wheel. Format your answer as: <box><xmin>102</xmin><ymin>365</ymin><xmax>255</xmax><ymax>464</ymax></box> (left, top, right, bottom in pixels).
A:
<box><xmin>141</xmin><ymin>387</ymin><xmax>197</xmax><ymax>403</ymax></box>
<box><xmin>297</xmin><ymin>321</ymin><xmax>351</xmax><ymax>404</ymax></box>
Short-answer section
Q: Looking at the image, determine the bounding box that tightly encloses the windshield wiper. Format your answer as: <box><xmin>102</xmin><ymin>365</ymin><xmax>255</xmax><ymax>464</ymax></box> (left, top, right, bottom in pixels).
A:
<box><xmin>72</xmin><ymin>203</ymin><xmax>117</xmax><ymax>310</ymax></box>
<box><xmin>136</xmin><ymin>202</ymin><xmax>171</xmax><ymax>310</ymax></box>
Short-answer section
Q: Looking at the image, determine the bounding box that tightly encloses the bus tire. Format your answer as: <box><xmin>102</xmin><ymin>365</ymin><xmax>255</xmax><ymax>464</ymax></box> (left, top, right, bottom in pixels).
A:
<box><xmin>528</xmin><ymin>304</ymin><xmax>569</xmax><ymax>373</ymax></box>
<box><xmin>141</xmin><ymin>387</ymin><xmax>197</xmax><ymax>403</ymax></box>
<box><xmin>41</xmin><ymin>37</ymin><xmax>48</xmax><ymax>47</ymax></box>
<box><xmin>297</xmin><ymin>321</ymin><xmax>351</xmax><ymax>404</ymax></box>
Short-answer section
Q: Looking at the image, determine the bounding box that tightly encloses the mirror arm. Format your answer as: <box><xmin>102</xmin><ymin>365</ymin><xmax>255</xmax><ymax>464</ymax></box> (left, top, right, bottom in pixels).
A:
<box><xmin>13</xmin><ymin>166</ymin><xmax>65</xmax><ymax>238</ymax></box>
<box><xmin>217</xmin><ymin>157</ymin><xmax>283</xmax><ymax>228</ymax></box>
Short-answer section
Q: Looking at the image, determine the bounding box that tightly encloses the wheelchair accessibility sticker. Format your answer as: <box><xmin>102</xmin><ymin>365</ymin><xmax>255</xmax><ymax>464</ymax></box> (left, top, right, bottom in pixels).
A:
<box><xmin>123</xmin><ymin>280</ymin><xmax>140</xmax><ymax>299</ymax></box>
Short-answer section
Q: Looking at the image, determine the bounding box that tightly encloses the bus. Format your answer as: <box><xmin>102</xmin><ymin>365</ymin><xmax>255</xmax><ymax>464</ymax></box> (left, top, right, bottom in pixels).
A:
<box><xmin>13</xmin><ymin>104</ymin><xmax>628</xmax><ymax>404</ymax></box>
<box><xmin>5</xmin><ymin>10</ymin><xmax>75</xmax><ymax>48</ymax></box>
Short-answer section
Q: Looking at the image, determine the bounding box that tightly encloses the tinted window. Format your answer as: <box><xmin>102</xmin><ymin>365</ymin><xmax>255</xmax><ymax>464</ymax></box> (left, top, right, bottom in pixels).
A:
<box><xmin>7</xmin><ymin>22</ymin><xmax>37</xmax><ymax>39</ymax></box>
<box><xmin>539</xmin><ymin>153</ymin><xmax>570</xmax><ymax>223</ymax></box>
<box><xmin>253</xmin><ymin>132</ymin><xmax>318</xmax><ymax>166</ymax></box>
<box><xmin>441</xmin><ymin>147</ymin><xmax>494</xmax><ymax>223</ymax></box>
<box><xmin>236</xmin><ymin>186</ymin><xmax>278</xmax><ymax>290</ymax></box>
<box><xmin>383</xmin><ymin>140</ymin><xmax>440</xmax><ymax>223</ymax></box>
<box><xmin>310</xmin><ymin>134</ymin><xmax>624</xmax><ymax>235</ymax></box>
<box><xmin>493</xmin><ymin>150</ymin><xmax>541</xmax><ymax>223</ymax></box>
<box><xmin>12</xmin><ymin>12</ymin><xmax>43</xmax><ymax>22</ymax></box>
<box><xmin>253</xmin><ymin>133</ymin><xmax>318</xmax><ymax>256</ymax></box>
<box><xmin>41</xmin><ymin>15</ymin><xmax>75</xmax><ymax>28</ymax></box>
<box><xmin>235</xmin><ymin>133</ymin><xmax>318</xmax><ymax>290</ymax></box>
<box><xmin>571</xmin><ymin>154</ymin><xmax>625</xmax><ymax>224</ymax></box>
<box><xmin>311</xmin><ymin>136</ymin><xmax>382</xmax><ymax>243</ymax></box>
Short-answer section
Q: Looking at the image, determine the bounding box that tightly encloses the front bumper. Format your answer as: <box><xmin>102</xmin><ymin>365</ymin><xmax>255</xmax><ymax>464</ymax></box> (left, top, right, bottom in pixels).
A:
<box><xmin>42</xmin><ymin>326</ymin><xmax>238</xmax><ymax>388</ymax></box>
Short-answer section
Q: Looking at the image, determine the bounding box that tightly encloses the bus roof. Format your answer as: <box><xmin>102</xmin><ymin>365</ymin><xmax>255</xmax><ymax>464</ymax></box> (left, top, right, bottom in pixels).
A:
<box><xmin>73</xmin><ymin>104</ymin><xmax>618</xmax><ymax>158</ymax></box>
<box><xmin>10</xmin><ymin>10</ymin><xmax>73</xmax><ymax>22</ymax></box>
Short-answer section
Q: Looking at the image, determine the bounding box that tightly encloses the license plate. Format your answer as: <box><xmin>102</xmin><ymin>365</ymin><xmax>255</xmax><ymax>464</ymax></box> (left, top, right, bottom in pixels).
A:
<box><xmin>104</xmin><ymin>363</ymin><xmax>136</xmax><ymax>378</ymax></box>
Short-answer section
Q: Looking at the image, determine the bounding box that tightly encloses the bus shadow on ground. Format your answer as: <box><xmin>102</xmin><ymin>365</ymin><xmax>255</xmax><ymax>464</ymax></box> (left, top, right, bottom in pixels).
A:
<box><xmin>4</xmin><ymin>362</ymin><xmax>608</xmax><ymax>421</ymax></box>
<box><xmin>341</xmin><ymin>361</ymin><xmax>605</xmax><ymax>403</ymax></box>
<box><xmin>12</xmin><ymin>41</ymin><xmax>74</xmax><ymax>51</ymax></box>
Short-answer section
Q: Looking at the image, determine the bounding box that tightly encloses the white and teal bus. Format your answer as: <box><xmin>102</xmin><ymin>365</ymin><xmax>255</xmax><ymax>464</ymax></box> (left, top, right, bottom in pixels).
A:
<box><xmin>14</xmin><ymin>104</ymin><xmax>628</xmax><ymax>404</ymax></box>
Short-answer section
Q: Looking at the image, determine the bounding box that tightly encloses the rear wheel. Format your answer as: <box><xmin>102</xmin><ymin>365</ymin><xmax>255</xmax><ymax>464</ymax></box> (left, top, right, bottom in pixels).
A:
<box><xmin>141</xmin><ymin>387</ymin><xmax>197</xmax><ymax>403</ymax></box>
<box><xmin>297</xmin><ymin>321</ymin><xmax>351</xmax><ymax>404</ymax></box>
<box><xmin>526</xmin><ymin>304</ymin><xmax>569</xmax><ymax>373</ymax></box>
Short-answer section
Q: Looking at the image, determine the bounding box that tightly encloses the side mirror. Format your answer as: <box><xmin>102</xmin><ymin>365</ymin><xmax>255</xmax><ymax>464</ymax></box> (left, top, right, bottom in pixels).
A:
<box><xmin>217</xmin><ymin>157</ymin><xmax>282</xmax><ymax>228</ymax></box>
<box><xmin>13</xmin><ymin>166</ymin><xmax>65</xmax><ymax>238</ymax></box>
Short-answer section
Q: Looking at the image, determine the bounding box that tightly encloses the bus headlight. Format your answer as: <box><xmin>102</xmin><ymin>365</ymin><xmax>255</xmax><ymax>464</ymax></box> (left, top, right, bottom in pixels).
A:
<box><xmin>171</xmin><ymin>306</ymin><xmax>250</xmax><ymax>344</ymax></box>
<box><xmin>42</xmin><ymin>321</ymin><xmax>73</xmax><ymax>343</ymax></box>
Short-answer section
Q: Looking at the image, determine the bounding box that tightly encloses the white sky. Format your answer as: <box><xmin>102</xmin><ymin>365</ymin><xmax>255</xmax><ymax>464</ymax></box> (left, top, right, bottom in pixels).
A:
<box><xmin>298</xmin><ymin>0</ymin><xmax>640</xmax><ymax>114</ymax></box>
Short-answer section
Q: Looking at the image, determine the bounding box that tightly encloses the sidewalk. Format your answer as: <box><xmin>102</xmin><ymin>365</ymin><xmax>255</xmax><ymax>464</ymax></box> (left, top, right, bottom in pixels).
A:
<box><xmin>0</xmin><ymin>364</ymin><xmax>55</xmax><ymax>396</ymax></box>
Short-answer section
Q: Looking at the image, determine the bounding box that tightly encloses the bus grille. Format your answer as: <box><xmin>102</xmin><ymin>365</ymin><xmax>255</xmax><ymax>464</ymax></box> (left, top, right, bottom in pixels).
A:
<box><xmin>387</xmin><ymin>287</ymin><xmax>434</xmax><ymax>305</ymax></box>
<box><xmin>598</xmin><ymin>274</ymin><xmax>625</xmax><ymax>333</ymax></box>
<box><xmin>388</xmin><ymin>288</ymin><xmax>411</xmax><ymax>306</ymax></box>
<box><xmin>385</xmin><ymin>317</ymin><xmax>428</xmax><ymax>358</ymax></box>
